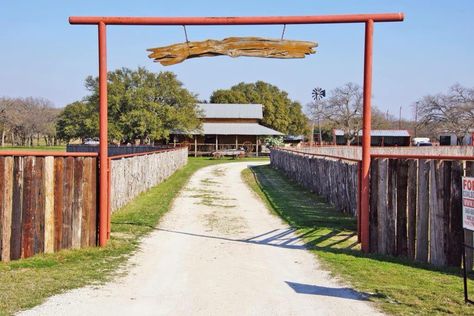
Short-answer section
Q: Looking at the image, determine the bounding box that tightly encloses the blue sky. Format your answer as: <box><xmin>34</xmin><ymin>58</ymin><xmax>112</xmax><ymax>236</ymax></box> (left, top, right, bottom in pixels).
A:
<box><xmin>1</xmin><ymin>1</ymin><xmax>473</xmax><ymax>119</ymax></box>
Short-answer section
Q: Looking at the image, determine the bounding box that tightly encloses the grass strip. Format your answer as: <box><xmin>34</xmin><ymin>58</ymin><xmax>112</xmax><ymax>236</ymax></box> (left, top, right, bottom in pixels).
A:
<box><xmin>242</xmin><ymin>164</ymin><xmax>474</xmax><ymax>315</ymax></box>
<box><xmin>0</xmin><ymin>157</ymin><xmax>267</xmax><ymax>316</ymax></box>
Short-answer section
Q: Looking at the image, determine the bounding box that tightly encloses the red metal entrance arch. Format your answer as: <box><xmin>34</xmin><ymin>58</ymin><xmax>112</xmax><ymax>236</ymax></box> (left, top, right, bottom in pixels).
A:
<box><xmin>69</xmin><ymin>13</ymin><xmax>405</xmax><ymax>251</ymax></box>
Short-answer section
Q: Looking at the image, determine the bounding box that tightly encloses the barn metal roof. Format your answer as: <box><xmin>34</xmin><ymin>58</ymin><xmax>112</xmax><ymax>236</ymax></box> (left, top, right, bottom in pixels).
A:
<box><xmin>197</xmin><ymin>103</ymin><xmax>263</xmax><ymax>119</ymax></box>
<box><xmin>176</xmin><ymin>122</ymin><xmax>283</xmax><ymax>136</ymax></box>
<box><xmin>333</xmin><ymin>129</ymin><xmax>410</xmax><ymax>137</ymax></box>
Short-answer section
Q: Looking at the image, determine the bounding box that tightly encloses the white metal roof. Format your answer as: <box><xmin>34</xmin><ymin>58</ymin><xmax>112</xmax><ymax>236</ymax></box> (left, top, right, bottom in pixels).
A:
<box><xmin>178</xmin><ymin>122</ymin><xmax>283</xmax><ymax>136</ymax></box>
<box><xmin>197</xmin><ymin>103</ymin><xmax>263</xmax><ymax>119</ymax></box>
<box><xmin>333</xmin><ymin>129</ymin><xmax>410</xmax><ymax>137</ymax></box>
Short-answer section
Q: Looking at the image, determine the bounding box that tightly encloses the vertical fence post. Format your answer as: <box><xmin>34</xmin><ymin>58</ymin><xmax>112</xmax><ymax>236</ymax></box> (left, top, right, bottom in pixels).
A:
<box><xmin>98</xmin><ymin>21</ymin><xmax>108</xmax><ymax>247</ymax></box>
<box><xmin>360</xmin><ymin>19</ymin><xmax>374</xmax><ymax>252</ymax></box>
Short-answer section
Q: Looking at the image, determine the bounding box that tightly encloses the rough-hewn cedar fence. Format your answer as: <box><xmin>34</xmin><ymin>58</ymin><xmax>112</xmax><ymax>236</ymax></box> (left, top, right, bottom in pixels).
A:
<box><xmin>109</xmin><ymin>148</ymin><xmax>188</xmax><ymax>212</ymax></box>
<box><xmin>270</xmin><ymin>148</ymin><xmax>359</xmax><ymax>216</ymax></box>
<box><xmin>370</xmin><ymin>157</ymin><xmax>474</xmax><ymax>268</ymax></box>
<box><xmin>0</xmin><ymin>147</ymin><xmax>188</xmax><ymax>262</ymax></box>
<box><xmin>0</xmin><ymin>153</ymin><xmax>98</xmax><ymax>262</ymax></box>
<box><xmin>271</xmin><ymin>147</ymin><xmax>474</xmax><ymax>269</ymax></box>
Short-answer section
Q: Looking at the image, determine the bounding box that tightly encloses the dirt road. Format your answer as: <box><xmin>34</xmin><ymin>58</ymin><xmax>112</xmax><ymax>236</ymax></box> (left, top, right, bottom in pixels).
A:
<box><xmin>21</xmin><ymin>161</ymin><xmax>381</xmax><ymax>316</ymax></box>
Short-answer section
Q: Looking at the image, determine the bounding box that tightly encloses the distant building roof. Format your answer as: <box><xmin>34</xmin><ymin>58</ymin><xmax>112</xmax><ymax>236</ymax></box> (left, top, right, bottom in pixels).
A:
<box><xmin>175</xmin><ymin>122</ymin><xmax>283</xmax><ymax>136</ymax></box>
<box><xmin>197</xmin><ymin>103</ymin><xmax>263</xmax><ymax>119</ymax></box>
<box><xmin>333</xmin><ymin>129</ymin><xmax>410</xmax><ymax>137</ymax></box>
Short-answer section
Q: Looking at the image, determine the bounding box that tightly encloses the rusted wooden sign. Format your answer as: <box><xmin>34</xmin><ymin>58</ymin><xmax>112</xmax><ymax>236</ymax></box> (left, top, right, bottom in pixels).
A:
<box><xmin>147</xmin><ymin>37</ymin><xmax>317</xmax><ymax>66</ymax></box>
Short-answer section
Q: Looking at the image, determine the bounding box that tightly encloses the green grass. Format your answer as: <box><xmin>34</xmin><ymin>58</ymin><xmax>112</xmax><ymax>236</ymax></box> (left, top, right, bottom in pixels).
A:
<box><xmin>0</xmin><ymin>146</ymin><xmax>66</xmax><ymax>151</ymax></box>
<box><xmin>242</xmin><ymin>164</ymin><xmax>474</xmax><ymax>315</ymax></box>
<box><xmin>0</xmin><ymin>156</ymin><xmax>267</xmax><ymax>316</ymax></box>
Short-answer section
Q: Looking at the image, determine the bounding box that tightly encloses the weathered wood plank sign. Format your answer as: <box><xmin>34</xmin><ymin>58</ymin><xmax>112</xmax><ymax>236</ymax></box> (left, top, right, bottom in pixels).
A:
<box><xmin>147</xmin><ymin>37</ymin><xmax>317</xmax><ymax>66</ymax></box>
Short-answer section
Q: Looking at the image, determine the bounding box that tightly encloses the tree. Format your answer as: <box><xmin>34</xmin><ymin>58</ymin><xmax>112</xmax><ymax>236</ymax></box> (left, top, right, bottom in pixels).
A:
<box><xmin>56</xmin><ymin>67</ymin><xmax>201</xmax><ymax>144</ymax></box>
<box><xmin>0</xmin><ymin>97</ymin><xmax>59</xmax><ymax>146</ymax></box>
<box><xmin>321</xmin><ymin>83</ymin><xmax>363</xmax><ymax>145</ymax></box>
<box><xmin>56</xmin><ymin>101</ymin><xmax>98</xmax><ymax>142</ymax></box>
<box><xmin>416</xmin><ymin>84</ymin><xmax>474</xmax><ymax>144</ymax></box>
<box><xmin>210</xmin><ymin>81</ymin><xmax>308</xmax><ymax>135</ymax></box>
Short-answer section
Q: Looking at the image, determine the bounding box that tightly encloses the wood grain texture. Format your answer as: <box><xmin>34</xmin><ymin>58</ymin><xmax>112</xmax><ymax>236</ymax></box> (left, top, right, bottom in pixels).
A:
<box><xmin>369</xmin><ymin>159</ymin><xmax>378</xmax><ymax>252</ymax></box>
<box><xmin>89</xmin><ymin>158</ymin><xmax>98</xmax><ymax>246</ymax></box>
<box><xmin>416</xmin><ymin>159</ymin><xmax>429</xmax><ymax>263</ymax></box>
<box><xmin>396</xmin><ymin>159</ymin><xmax>408</xmax><ymax>257</ymax></box>
<box><xmin>429</xmin><ymin>160</ymin><xmax>446</xmax><ymax>266</ymax></box>
<box><xmin>148</xmin><ymin>37</ymin><xmax>317</xmax><ymax>66</ymax></box>
<box><xmin>33</xmin><ymin>157</ymin><xmax>45</xmax><ymax>255</ymax></box>
<box><xmin>10</xmin><ymin>157</ymin><xmax>23</xmax><ymax>260</ymax></box>
<box><xmin>448</xmin><ymin>160</ymin><xmax>462</xmax><ymax>266</ymax></box>
<box><xmin>1</xmin><ymin>157</ymin><xmax>13</xmax><ymax>261</ymax></box>
<box><xmin>406</xmin><ymin>160</ymin><xmax>418</xmax><ymax>260</ymax></box>
<box><xmin>72</xmin><ymin>157</ymin><xmax>83</xmax><ymax>249</ymax></box>
<box><xmin>21</xmin><ymin>156</ymin><xmax>34</xmax><ymax>258</ymax></box>
<box><xmin>61</xmin><ymin>157</ymin><xmax>74</xmax><ymax>249</ymax></box>
<box><xmin>44</xmin><ymin>156</ymin><xmax>55</xmax><ymax>254</ymax></box>
<box><xmin>54</xmin><ymin>157</ymin><xmax>64</xmax><ymax>251</ymax></box>
<box><xmin>376</xmin><ymin>159</ymin><xmax>389</xmax><ymax>255</ymax></box>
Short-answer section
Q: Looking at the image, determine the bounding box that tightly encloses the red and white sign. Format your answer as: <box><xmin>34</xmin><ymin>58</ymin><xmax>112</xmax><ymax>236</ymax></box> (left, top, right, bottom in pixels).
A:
<box><xmin>463</xmin><ymin>177</ymin><xmax>474</xmax><ymax>231</ymax></box>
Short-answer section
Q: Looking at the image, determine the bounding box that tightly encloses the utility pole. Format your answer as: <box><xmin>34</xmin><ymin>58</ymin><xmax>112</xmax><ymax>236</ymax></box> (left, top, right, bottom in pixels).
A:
<box><xmin>414</xmin><ymin>101</ymin><xmax>418</xmax><ymax>137</ymax></box>
<box><xmin>399</xmin><ymin>106</ymin><xmax>402</xmax><ymax>129</ymax></box>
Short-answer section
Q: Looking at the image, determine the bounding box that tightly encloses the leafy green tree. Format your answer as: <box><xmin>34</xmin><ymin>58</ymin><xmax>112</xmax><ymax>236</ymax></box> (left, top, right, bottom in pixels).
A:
<box><xmin>210</xmin><ymin>81</ymin><xmax>308</xmax><ymax>135</ymax></box>
<box><xmin>57</xmin><ymin>67</ymin><xmax>201</xmax><ymax>143</ymax></box>
<box><xmin>56</xmin><ymin>101</ymin><xmax>98</xmax><ymax>142</ymax></box>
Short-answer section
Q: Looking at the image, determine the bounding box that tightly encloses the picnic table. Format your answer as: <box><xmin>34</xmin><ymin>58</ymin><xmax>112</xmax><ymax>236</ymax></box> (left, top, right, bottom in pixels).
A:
<box><xmin>211</xmin><ymin>149</ymin><xmax>246</xmax><ymax>159</ymax></box>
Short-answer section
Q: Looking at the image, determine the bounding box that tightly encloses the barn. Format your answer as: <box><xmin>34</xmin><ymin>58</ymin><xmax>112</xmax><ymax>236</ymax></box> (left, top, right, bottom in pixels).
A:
<box><xmin>172</xmin><ymin>103</ymin><xmax>283</xmax><ymax>156</ymax></box>
<box><xmin>333</xmin><ymin>129</ymin><xmax>411</xmax><ymax>146</ymax></box>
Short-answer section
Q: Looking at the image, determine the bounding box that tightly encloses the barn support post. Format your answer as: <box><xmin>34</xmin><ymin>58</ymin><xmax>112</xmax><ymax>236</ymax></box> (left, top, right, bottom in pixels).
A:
<box><xmin>194</xmin><ymin>136</ymin><xmax>197</xmax><ymax>157</ymax></box>
<box><xmin>98</xmin><ymin>21</ymin><xmax>109</xmax><ymax>247</ymax></box>
<box><xmin>256</xmin><ymin>136</ymin><xmax>259</xmax><ymax>157</ymax></box>
<box><xmin>360</xmin><ymin>19</ymin><xmax>374</xmax><ymax>252</ymax></box>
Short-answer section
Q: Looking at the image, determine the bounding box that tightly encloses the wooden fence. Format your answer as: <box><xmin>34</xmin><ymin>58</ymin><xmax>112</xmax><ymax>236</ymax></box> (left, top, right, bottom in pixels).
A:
<box><xmin>110</xmin><ymin>147</ymin><xmax>188</xmax><ymax>212</ymax></box>
<box><xmin>370</xmin><ymin>158</ymin><xmax>474</xmax><ymax>268</ymax></box>
<box><xmin>270</xmin><ymin>148</ymin><xmax>359</xmax><ymax>216</ymax></box>
<box><xmin>0</xmin><ymin>154</ymin><xmax>98</xmax><ymax>262</ymax></box>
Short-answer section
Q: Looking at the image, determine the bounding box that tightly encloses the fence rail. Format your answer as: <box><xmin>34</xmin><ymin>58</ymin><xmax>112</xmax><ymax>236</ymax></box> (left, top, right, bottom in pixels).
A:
<box><xmin>271</xmin><ymin>146</ymin><xmax>474</xmax><ymax>269</ymax></box>
<box><xmin>370</xmin><ymin>157</ymin><xmax>474</xmax><ymax>268</ymax></box>
<box><xmin>270</xmin><ymin>148</ymin><xmax>359</xmax><ymax>216</ymax></box>
<box><xmin>109</xmin><ymin>147</ymin><xmax>188</xmax><ymax>212</ymax></box>
<box><xmin>0</xmin><ymin>155</ymin><xmax>98</xmax><ymax>262</ymax></box>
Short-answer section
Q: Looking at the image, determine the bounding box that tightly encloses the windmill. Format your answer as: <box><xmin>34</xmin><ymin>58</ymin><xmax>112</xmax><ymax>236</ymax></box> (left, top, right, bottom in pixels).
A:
<box><xmin>311</xmin><ymin>87</ymin><xmax>326</xmax><ymax>146</ymax></box>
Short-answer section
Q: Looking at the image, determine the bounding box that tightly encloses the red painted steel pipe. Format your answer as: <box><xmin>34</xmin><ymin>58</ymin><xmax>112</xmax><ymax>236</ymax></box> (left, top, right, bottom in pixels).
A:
<box><xmin>0</xmin><ymin>151</ymin><xmax>98</xmax><ymax>157</ymax></box>
<box><xmin>360</xmin><ymin>19</ymin><xmax>374</xmax><ymax>253</ymax></box>
<box><xmin>69</xmin><ymin>13</ymin><xmax>403</xmax><ymax>25</ymax></box>
<box><xmin>98</xmin><ymin>21</ymin><xmax>108</xmax><ymax>247</ymax></box>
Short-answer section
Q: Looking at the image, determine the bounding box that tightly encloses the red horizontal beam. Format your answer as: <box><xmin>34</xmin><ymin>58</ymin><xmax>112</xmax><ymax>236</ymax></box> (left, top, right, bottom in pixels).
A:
<box><xmin>0</xmin><ymin>151</ymin><xmax>98</xmax><ymax>157</ymax></box>
<box><xmin>371</xmin><ymin>154</ymin><xmax>474</xmax><ymax>161</ymax></box>
<box><xmin>69</xmin><ymin>13</ymin><xmax>404</xmax><ymax>26</ymax></box>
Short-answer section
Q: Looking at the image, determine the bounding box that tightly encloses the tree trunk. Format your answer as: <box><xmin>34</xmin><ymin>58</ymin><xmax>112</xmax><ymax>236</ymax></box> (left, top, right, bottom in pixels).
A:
<box><xmin>1</xmin><ymin>129</ymin><xmax>5</xmax><ymax>147</ymax></box>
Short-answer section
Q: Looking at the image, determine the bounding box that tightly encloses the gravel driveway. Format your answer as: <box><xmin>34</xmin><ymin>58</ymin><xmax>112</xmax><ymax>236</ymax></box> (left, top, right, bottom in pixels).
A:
<box><xmin>20</xmin><ymin>161</ymin><xmax>381</xmax><ymax>316</ymax></box>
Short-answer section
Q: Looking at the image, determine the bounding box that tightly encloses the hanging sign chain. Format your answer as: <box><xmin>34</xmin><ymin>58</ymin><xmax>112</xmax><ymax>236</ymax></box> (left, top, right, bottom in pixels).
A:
<box><xmin>183</xmin><ymin>25</ymin><xmax>190</xmax><ymax>43</ymax></box>
<box><xmin>281</xmin><ymin>24</ymin><xmax>286</xmax><ymax>41</ymax></box>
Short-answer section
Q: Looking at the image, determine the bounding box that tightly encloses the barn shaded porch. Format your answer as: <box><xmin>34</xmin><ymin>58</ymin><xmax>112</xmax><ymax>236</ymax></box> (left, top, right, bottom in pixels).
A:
<box><xmin>173</xmin><ymin>134</ymin><xmax>268</xmax><ymax>157</ymax></box>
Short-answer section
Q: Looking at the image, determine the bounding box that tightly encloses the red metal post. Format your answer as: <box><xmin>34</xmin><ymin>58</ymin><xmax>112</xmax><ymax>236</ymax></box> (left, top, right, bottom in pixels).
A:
<box><xmin>98</xmin><ymin>21</ymin><xmax>108</xmax><ymax>247</ymax></box>
<box><xmin>360</xmin><ymin>19</ymin><xmax>374</xmax><ymax>253</ymax></box>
